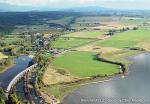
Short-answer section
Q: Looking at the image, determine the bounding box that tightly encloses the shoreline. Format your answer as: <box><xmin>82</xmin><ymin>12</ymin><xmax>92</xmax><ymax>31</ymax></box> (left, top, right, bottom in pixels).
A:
<box><xmin>61</xmin><ymin>51</ymin><xmax>150</xmax><ymax>104</ymax></box>
<box><xmin>38</xmin><ymin>51</ymin><xmax>148</xmax><ymax>104</ymax></box>
<box><xmin>0</xmin><ymin>64</ymin><xmax>15</xmax><ymax>74</ymax></box>
<box><xmin>0</xmin><ymin>54</ymin><xmax>35</xmax><ymax>74</ymax></box>
<box><xmin>60</xmin><ymin>73</ymin><xmax>124</xmax><ymax>104</ymax></box>
<box><xmin>60</xmin><ymin>51</ymin><xmax>149</xmax><ymax>103</ymax></box>
<box><xmin>39</xmin><ymin>72</ymin><xmax>124</xmax><ymax>104</ymax></box>
<box><xmin>0</xmin><ymin>57</ymin><xmax>15</xmax><ymax>74</ymax></box>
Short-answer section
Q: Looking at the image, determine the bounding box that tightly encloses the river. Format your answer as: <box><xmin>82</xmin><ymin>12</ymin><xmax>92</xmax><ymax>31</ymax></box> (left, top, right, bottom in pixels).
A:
<box><xmin>0</xmin><ymin>55</ymin><xmax>32</xmax><ymax>89</ymax></box>
<box><xmin>63</xmin><ymin>53</ymin><xmax>150</xmax><ymax>104</ymax></box>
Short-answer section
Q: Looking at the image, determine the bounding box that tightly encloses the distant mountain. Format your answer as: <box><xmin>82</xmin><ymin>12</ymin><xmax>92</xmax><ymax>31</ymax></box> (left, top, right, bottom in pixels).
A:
<box><xmin>64</xmin><ymin>6</ymin><xmax>112</xmax><ymax>12</ymax></box>
<box><xmin>0</xmin><ymin>9</ymin><xmax>7</xmax><ymax>12</ymax></box>
<box><xmin>0</xmin><ymin>4</ymin><xmax>113</xmax><ymax>12</ymax></box>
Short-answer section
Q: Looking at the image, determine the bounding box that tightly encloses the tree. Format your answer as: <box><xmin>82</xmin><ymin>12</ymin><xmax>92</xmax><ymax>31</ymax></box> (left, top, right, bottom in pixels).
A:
<box><xmin>107</xmin><ymin>30</ymin><xmax>115</xmax><ymax>36</ymax></box>
<box><xmin>0</xmin><ymin>87</ymin><xmax>6</xmax><ymax>104</ymax></box>
<box><xmin>0</xmin><ymin>99</ymin><xmax>5</xmax><ymax>104</ymax></box>
<box><xmin>0</xmin><ymin>87</ymin><xmax>5</xmax><ymax>100</ymax></box>
<box><xmin>9</xmin><ymin>93</ymin><xmax>20</xmax><ymax>104</ymax></box>
<box><xmin>133</xmin><ymin>27</ymin><xmax>138</xmax><ymax>30</ymax></box>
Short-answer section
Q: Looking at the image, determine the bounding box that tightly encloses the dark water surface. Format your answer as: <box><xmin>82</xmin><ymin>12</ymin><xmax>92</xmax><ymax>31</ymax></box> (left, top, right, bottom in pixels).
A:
<box><xmin>0</xmin><ymin>56</ymin><xmax>32</xmax><ymax>89</ymax></box>
<box><xmin>63</xmin><ymin>53</ymin><xmax>150</xmax><ymax>104</ymax></box>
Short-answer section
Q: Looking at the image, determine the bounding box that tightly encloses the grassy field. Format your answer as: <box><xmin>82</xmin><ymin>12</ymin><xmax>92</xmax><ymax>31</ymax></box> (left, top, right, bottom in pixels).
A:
<box><xmin>71</xmin><ymin>16</ymin><xmax>145</xmax><ymax>30</ymax></box>
<box><xmin>51</xmin><ymin>51</ymin><xmax>119</xmax><ymax>77</ymax></box>
<box><xmin>52</xmin><ymin>37</ymin><xmax>94</xmax><ymax>49</ymax></box>
<box><xmin>96</xmin><ymin>29</ymin><xmax>150</xmax><ymax>48</ymax></box>
<box><xmin>47</xmin><ymin>16</ymin><xmax>74</xmax><ymax>26</ymax></box>
<box><xmin>71</xmin><ymin>16</ymin><xmax>150</xmax><ymax>31</ymax></box>
<box><xmin>40</xmin><ymin>16</ymin><xmax>150</xmax><ymax>102</ymax></box>
<box><xmin>63</xmin><ymin>31</ymin><xmax>105</xmax><ymax>38</ymax></box>
<box><xmin>1</xmin><ymin>37</ymin><xmax>24</xmax><ymax>45</ymax></box>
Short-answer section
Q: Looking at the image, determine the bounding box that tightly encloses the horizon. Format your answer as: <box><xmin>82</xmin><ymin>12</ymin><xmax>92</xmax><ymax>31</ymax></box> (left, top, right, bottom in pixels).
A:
<box><xmin>0</xmin><ymin>0</ymin><xmax>150</xmax><ymax>11</ymax></box>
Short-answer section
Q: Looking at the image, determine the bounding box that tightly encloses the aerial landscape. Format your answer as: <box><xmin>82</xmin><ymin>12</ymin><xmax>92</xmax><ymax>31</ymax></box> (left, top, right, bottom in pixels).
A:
<box><xmin>0</xmin><ymin>0</ymin><xmax>150</xmax><ymax>104</ymax></box>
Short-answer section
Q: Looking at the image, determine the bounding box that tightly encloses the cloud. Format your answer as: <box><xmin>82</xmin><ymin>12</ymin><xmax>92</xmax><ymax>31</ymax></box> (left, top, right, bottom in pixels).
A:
<box><xmin>0</xmin><ymin>0</ymin><xmax>150</xmax><ymax>9</ymax></box>
<box><xmin>0</xmin><ymin>0</ymin><xmax>139</xmax><ymax>6</ymax></box>
<box><xmin>0</xmin><ymin>0</ymin><xmax>50</xmax><ymax>6</ymax></box>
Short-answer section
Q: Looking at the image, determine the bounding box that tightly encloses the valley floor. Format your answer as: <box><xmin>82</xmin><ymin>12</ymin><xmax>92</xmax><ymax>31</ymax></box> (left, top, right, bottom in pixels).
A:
<box><xmin>38</xmin><ymin>29</ymin><xmax>149</xmax><ymax>103</ymax></box>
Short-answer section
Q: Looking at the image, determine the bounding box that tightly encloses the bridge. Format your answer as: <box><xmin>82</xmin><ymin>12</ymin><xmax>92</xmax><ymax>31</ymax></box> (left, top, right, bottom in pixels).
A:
<box><xmin>5</xmin><ymin>64</ymin><xmax>38</xmax><ymax>99</ymax></box>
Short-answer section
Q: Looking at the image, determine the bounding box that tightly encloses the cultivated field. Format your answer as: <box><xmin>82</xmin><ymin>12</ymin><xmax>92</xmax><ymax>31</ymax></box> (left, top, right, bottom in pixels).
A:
<box><xmin>63</xmin><ymin>31</ymin><xmax>105</xmax><ymax>39</ymax></box>
<box><xmin>47</xmin><ymin>16</ymin><xmax>74</xmax><ymax>26</ymax></box>
<box><xmin>41</xmin><ymin>16</ymin><xmax>150</xmax><ymax>101</ymax></box>
<box><xmin>70</xmin><ymin>16</ymin><xmax>146</xmax><ymax>30</ymax></box>
<box><xmin>96</xmin><ymin>29</ymin><xmax>150</xmax><ymax>48</ymax></box>
<box><xmin>1</xmin><ymin>37</ymin><xmax>24</xmax><ymax>44</ymax></box>
<box><xmin>51</xmin><ymin>51</ymin><xmax>119</xmax><ymax>77</ymax></box>
<box><xmin>52</xmin><ymin>37</ymin><xmax>94</xmax><ymax>49</ymax></box>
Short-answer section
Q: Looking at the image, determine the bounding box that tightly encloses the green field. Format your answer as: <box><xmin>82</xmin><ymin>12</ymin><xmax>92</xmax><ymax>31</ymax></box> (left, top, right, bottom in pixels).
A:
<box><xmin>51</xmin><ymin>51</ymin><xmax>119</xmax><ymax>77</ymax></box>
<box><xmin>71</xmin><ymin>16</ymin><xmax>150</xmax><ymax>30</ymax></box>
<box><xmin>1</xmin><ymin>37</ymin><xmax>24</xmax><ymax>45</ymax></box>
<box><xmin>47</xmin><ymin>16</ymin><xmax>74</xmax><ymax>26</ymax></box>
<box><xmin>63</xmin><ymin>31</ymin><xmax>105</xmax><ymax>38</ymax></box>
<box><xmin>96</xmin><ymin>29</ymin><xmax>150</xmax><ymax>48</ymax></box>
<box><xmin>52</xmin><ymin>38</ymin><xmax>94</xmax><ymax>49</ymax></box>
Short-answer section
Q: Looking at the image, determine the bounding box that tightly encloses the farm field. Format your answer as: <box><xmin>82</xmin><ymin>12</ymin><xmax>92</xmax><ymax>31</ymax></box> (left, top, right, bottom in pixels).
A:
<box><xmin>52</xmin><ymin>37</ymin><xmax>94</xmax><ymax>49</ymax></box>
<box><xmin>71</xmin><ymin>16</ymin><xmax>150</xmax><ymax>30</ymax></box>
<box><xmin>47</xmin><ymin>16</ymin><xmax>74</xmax><ymax>26</ymax></box>
<box><xmin>51</xmin><ymin>51</ymin><xmax>119</xmax><ymax>77</ymax></box>
<box><xmin>96</xmin><ymin>29</ymin><xmax>150</xmax><ymax>48</ymax></box>
<box><xmin>63</xmin><ymin>31</ymin><xmax>105</xmax><ymax>39</ymax></box>
<box><xmin>1</xmin><ymin>37</ymin><xmax>24</xmax><ymax>44</ymax></box>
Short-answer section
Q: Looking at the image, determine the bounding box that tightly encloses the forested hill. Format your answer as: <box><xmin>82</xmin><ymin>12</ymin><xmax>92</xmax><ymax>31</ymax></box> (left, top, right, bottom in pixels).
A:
<box><xmin>0</xmin><ymin>11</ymin><xmax>79</xmax><ymax>34</ymax></box>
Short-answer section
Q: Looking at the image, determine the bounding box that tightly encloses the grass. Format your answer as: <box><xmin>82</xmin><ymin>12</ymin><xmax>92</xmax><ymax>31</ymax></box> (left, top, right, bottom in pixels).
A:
<box><xmin>52</xmin><ymin>37</ymin><xmax>94</xmax><ymax>49</ymax></box>
<box><xmin>1</xmin><ymin>37</ymin><xmax>23</xmax><ymax>44</ymax></box>
<box><xmin>40</xmin><ymin>16</ymin><xmax>150</xmax><ymax>102</ymax></box>
<box><xmin>71</xmin><ymin>16</ymin><xmax>145</xmax><ymax>30</ymax></box>
<box><xmin>41</xmin><ymin>84</ymin><xmax>78</xmax><ymax>100</ymax></box>
<box><xmin>63</xmin><ymin>31</ymin><xmax>105</xmax><ymax>38</ymax></box>
<box><xmin>47</xmin><ymin>16</ymin><xmax>74</xmax><ymax>26</ymax></box>
<box><xmin>51</xmin><ymin>51</ymin><xmax>119</xmax><ymax>77</ymax></box>
<box><xmin>96</xmin><ymin>29</ymin><xmax>150</xmax><ymax>48</ymax></box>
<box><xmin>102</xmin><ymin>49</ymin><xmax>143</xmax><ymax>65</ymax></box>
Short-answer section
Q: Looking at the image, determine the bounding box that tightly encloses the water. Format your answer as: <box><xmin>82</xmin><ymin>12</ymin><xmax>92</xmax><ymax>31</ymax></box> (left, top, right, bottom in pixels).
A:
<box><xmin>63</xmin><ymin>53</ymin><xmax>150</xmax><ymax>104</ymax></box>
<box><xmin>0</xmin><ymin>55</ymin><xmax>43</xmax><ymax>103</ymax></box>
<box><xmin>0</xmin><ymin>55</ymin><xmax>32</xmax><ymax>89</ymax></box>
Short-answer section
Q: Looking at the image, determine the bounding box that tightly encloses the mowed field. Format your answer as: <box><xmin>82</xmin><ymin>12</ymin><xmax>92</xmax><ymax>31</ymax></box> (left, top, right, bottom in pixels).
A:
<box><xmin>63</xmin><ymin>31</ymin><xmax>105</xmax><ymax>39</ymax></box>
<box><xmin>51</xmin><ymin>51</ymin><xmax>119</xmax><ymax>77</ymax></box>
<box><xmin>96</xmin><ymin>29</ymin><xmax>150</xmax><ymax>48</ymax></box>
<box><xmin>52</xmin><ymin>37</ymin><xmax>94</xmax><ymax>49</ymax></box>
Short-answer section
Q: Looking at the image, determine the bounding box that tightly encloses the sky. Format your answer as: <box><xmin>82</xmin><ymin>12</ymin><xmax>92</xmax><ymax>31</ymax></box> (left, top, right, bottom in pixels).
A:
<box><xmin>0</xmin><ymin>0</ymin><xmax>150</xmax><ymax>10</ymax></box>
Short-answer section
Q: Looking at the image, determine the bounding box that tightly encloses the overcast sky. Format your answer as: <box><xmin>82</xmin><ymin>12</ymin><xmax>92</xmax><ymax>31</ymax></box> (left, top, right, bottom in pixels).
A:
<box><xmin>0</xmin><ymin>0</ymin><xmax>150</xmax><ymax>10</ymax></box>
